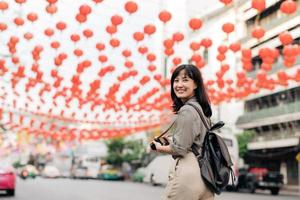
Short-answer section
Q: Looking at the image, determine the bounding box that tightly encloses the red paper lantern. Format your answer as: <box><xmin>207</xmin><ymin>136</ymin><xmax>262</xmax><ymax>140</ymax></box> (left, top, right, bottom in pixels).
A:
<box><xmin>280</xmin><ymin>0</ymin><xmax>297</xmax><ymax>14</ymax></box>
<box><xmin>24</xmin><ymin>32</ymin><xmax>33</xmax><ymax>40</ymax></box>
<box><xmin>196</xmin><ymin>60</ymin><xmax>206</xmax><ymax>68</ymax></box>
<box><xmin>279</xmin><ymin>31</ymin><xmax>293</xmax><ymax>45</ymax></box>
<box><xmin>70</xmin><ymin>34</ymin><xmax>80</xmax><ymax>43</ymax></box>
<box><xmin>144</xmin><ymin>24</ymin><xmax>156</xmax><ymax>36</ymax></box>
<box><xmin>147</xmin><ymin>53</ymin><xmax>156</xmax><ymax>62</ymax></box>
<box><xmin>79</xmin><ymin>4</ymin><xmax>92</xmax><ymax>15</ymax></box>
<box><xmin>172</xmin><ymin>57</ymin><xmax>182</xmax><ymax>65</ymax></box>
<box><xmin>82</xmin><ymin>60</ymin><xmax>92</xmax><ymax>68</ymax></box>
<box><xmin>217</xmin><ymin>54</ymin><xmax>226</xmax><ymax>62</ymax></box>
<box><xmin>163</xmin><ymin>39</ymin><xmax>174</xmax><ymax>48</ymax></box>
<box><xmin>98</xmin><ymin>55</ymin><xmax>108</xmax><ymax>63</ymax></box>
<box><xmin>218</xmin><ymin>45</ymin><xmax>228</xmax><ymax>54</ymax></box>
<box><xmin>172</xmin><ymin>32</ymin><xmax>184</xmax><ymax>42</ymax></box>
<box><xmin>58</xmin><ymin>53</ymin><xmax>67</xmax><ymax>60</ymax></box>
<box><xmin>76</xmin><ymin>14</ymin><xmax>87</xmax><ymax>23</ymax></box>
<box><xmin>159</xmin><ymin>10</ymin><xmax>172</xmax><ymax>23</ymax></box>
<box><xmin>124</xmin><ymin>61</ymin><xmax>134</xmax><ymax>68</ymax></box>
<box><xmin>125</xmin><ymin>1</ymin><xmax>138</xmax><ymax>14</ymax></box>
<box><xmin>74</xmin><ymin>49</ymin><xmax>83</xmax><ymax>57</ymax></box>
<box><xmin>96</xmin><ymin>43</ymin><xmax>105</xmax><ymax>51</ymax></box>
<box><xmin>229</xmin><ymin>42</ymin><xmax>241</xmax><ymax>52</ymax></box>
<box><xmin>0</xmin><ymin>23</ymin><xmax>7</xmax><ymax>31</ymax></box>
<box><xmin>261</xmin><ymin>63</ymin><xmax>272</xmax><ymax>71</ymax></box>
<box><xmin>140</xmin><ymin>76</ymin><xmax>150</xmax><ymax>85</ymax></box>
<box><xmin>106</xmin><ymin>25</ymin><xmax>117</xmax><ymax>35</ymax></box>
<box><xmin>122</xmin><ymin>49</ymin><xmax>132</xmax><ymax>57</ymax></box>
<box><xmin>201</xmin><ymin>38</ymin><xmax>212</xmax><ymax>48</ymax></box>
<box><xmin>147</xmin><ymin>64</ymin><xmax>156</xmax><ymax>72</ymax></box>
<box><xmin>251</xmin><ymin>26</ymin><xmax>265</xmax><ymax>39</ymax></box>
<box><xmin>191</xmin><ymin>54</ymin><xmax>202</xmax><ymax>63</ymax></box>
<box><xmin>110</xmin><ymin>38</ymin><xmax>120</xmax><ymax>48</ymax></box>
<box><xmin>56</xmin><ymin>21</ymin><xmax>66</xmax><ymax>31</ymax></box>
<box><xmin>252</xmin><ymin>0</ymin><xmax>266</xmax><ymax>12</ymax></box>
<box><xmin>0</xmin><ymin>2</ymin><xmax>8</xmax><ymax>11</ymax></box>
<box><xmin>27</xmin><ymin>12</ymin><xmax>38</xmax><ymax>22</ymax></box>
<box><xmin>190</xmin><ymin>42</ymin><xmax>200</xmax><ymax>51</ymax></box>
<box><xmin>164</xmin><ymin>48</ymin><xmax>174</xmax><ymax>56</ymax></box>
<box><xmin>93</xmin><ymin>0</ymin><xmax>103</xmax><ymax>4</ymax></box>
<box><xmin>111</xmin><ymin>15</ymin><xmax>123</xmax><ymax>26</ymax></box>
<box><xmin>189</xmin><ymin>18</ymin><xmax>202</xmax><ymax>31</ymax></box>
<box><xmin>138</xmin><ymin>46</ymin><xmax>148</xmax><ymax>55</ymax></box>
<box><xmin>14</xmin><ymin>17</ymin><xmax>24</xmax><ymax>26</ymax></box>
<box><xmin>44</xmin><ymin>28</ymin><xmax>54</xmax><ymax>37</ymax></box>
<box><xmin>46</xmin><ymin>4</ymin><xmax>57</xmax><ymax>15</ymax></box>
<box><xmin>83</xmin><ymin>29</ymin><xmax>93</xmax><ymax>38</ymax></box>
<box><xmin>242</xmin><ymin>48</ymin><xmax>252</xmax><ymax>57</ymax></box>
<box><xmin>222</xmin><ymin>22</ymin><xmax>234</xmax><ymax>34</ymax></box>
<box><xmin>47</xmin><ymin>0</ymin><xmax>57</xmax><ymax>4</ymax></box>
<box><xmin>51</xmin><ymin>41</ymin><xmax>60</xmax><ymax>49</ymax></box>
<box><xmin>219</xmin><ymin>0</ymin><xmax>232</xmax><ymax>5</ymax></box>
<box><xmin>15</xmin><ymin>0</ymin><xmax>26</xmax><ymax>5</ymax></box>
<box><xmin>11</xmin><ymin>56</ymin><xmax>19</xmax><ymax>64</ymax></box>
<box><xmin>133</xmin><ymin>32</ymin><xmax>144</xmax><ymax>42</ymax></box>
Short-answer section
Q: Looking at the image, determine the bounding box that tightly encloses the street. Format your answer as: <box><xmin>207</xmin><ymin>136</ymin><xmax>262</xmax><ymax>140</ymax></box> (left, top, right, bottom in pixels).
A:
<box><xmin>0</xmin><ymin>178</ymin><xmax>298</xmax><ymax>200</ymax></box>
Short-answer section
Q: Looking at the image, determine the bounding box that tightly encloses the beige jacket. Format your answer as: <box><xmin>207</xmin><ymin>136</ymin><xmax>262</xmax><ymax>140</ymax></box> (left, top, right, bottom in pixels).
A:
<box><xmin>169</xmin><ymin>97</ymin><xmax>210</xmax><ymax>157</ymax></box>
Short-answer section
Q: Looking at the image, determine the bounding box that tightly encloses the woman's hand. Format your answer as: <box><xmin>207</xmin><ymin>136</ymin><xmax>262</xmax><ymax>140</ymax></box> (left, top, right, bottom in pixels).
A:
<box><xmin>148</xmin><ymin>140</ymin><xmax>173</xmax><ymax>154</ymax></box>
<box><xmin>151</xmin><ymin>140</ymin><xmax>163</xmax><ymax>151</ymax></box>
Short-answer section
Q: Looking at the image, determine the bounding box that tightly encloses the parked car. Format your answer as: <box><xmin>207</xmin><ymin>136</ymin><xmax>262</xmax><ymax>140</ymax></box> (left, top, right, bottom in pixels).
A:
<box><xmin>98</xmin><ymin>165</ymin><xmax>124</xmax><ymax>181</ymax></box>
<box><xmin>143</xmin><ymin>155</ymin><xmax>172</xmax><ymax>186</ymax></box>
<box><xmin>237</xmin><ymin>167</ymin><xmax>283</xmax><ymax>195</ymax></box>
<box><xmin>132</xmin><ymin>167</ymin><xmax>146</xmax><ymax>182</ymax></box>
<box><xmin>42</xmin><ymin>165</ymin><xmax>60</xmax><ymax>178</ymax></box>
<box><xmin>71</xmin><ymin>166</ymin><xmax>88</xmax><ymax>179</ymax></box>
<box><xmin>19</xmin><ymin>164</ymin><xmax>39</xmax><ymax>179</ymax></box>
<box><xmin>0</xmin><ymin>160</ymin><xmax>16</xmax><ymax>196</ymax></box>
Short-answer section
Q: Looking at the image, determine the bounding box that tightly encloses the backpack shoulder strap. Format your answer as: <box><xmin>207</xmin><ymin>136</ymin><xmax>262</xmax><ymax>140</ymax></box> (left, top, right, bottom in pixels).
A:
<box><xmin>186</xmin><ymin>103</ymin><xmax>211</xmax><ymax>130</ymax></box>
<box><xmin>187</xmin><ymin>103</ymin><xmax>211</xmax><ymax>157</ymax></box>
<box><xmin>155</xmin><ymin>119</ymin><xmax>176</xmax><ymax>139</ymax></box>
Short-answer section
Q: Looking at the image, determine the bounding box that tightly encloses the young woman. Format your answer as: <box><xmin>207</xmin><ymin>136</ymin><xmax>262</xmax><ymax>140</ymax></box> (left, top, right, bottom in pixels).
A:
<box><xmin>150</xmin><ymin>64</ymin><xmax>214</xmax><ymax>200</ymax></box>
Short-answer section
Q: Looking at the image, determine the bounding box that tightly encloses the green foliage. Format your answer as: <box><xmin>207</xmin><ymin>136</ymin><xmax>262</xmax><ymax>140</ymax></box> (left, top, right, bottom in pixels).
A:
<box><xmin>105</xmin><ymin>138</ymin><xmax>145</xmax><ymax>167</ymax></box>
<box><xmin>237</xmin><ymin>130</ymin><xmax>255</xmax><ymax>158</ymax></box>
<box><xmin>12</xmin><ymin>160</ymin><xmax>23</xmax><ymax>169</ymax></box>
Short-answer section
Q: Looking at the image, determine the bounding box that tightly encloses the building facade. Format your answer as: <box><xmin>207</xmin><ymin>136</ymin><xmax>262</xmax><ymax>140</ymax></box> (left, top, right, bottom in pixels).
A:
<box><xmin>236</xmin><ymin>0</ymin><xmax>300</xmax><ymax>185</ymax></box>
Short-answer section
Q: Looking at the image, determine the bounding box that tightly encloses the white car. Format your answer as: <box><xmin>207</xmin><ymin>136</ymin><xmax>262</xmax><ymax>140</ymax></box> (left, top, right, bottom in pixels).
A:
<box><xmin>143</xmin><ymin>155</ymin><xmax>172</xmax><ymax>186</ymax></box>
<box><xmin>42</xmin><ymin>165</ymin><xmax>60</xmax><ymax>178</ymax></box>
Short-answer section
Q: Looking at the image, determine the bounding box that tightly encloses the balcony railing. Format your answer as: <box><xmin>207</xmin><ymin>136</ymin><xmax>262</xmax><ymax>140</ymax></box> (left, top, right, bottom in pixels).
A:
<box><xmin>247</xmin><ymin>56</ymin><xmax>300</xmax><ymax>78</ymax></box>
<box><xmin>250</xmin><ymin>129</ymin><xmax>300</xmax><ymax>143</ymax></box>
<box><xmin>240</xmin><ymin>9</ymin><xmax>300</xmax><ymax>44</ymax></box>
<box><xmin>236</xmin><ymin>101</ymin><xmax>300</xmax><ymax>126</ymax></box>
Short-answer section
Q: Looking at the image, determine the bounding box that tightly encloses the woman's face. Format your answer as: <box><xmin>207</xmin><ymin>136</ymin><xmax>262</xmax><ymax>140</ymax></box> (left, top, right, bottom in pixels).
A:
<box><xmin>173</xmin><ymin>70</ymin><xmax>197</xmax><ymax>102</ymax></box>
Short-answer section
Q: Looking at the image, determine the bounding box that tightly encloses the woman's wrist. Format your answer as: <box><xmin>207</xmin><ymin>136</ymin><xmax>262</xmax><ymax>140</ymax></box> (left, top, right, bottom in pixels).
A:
<box><xmin>157</xmin><ymin>144</ymin><xmax>172</xmax><ymax>154</ymax></box>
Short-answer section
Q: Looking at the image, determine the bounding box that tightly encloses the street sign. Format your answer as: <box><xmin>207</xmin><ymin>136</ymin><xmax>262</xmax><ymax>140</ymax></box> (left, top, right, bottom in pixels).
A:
<box><xmin>296</xmin><ymin>152</ymin><xmax>300</xmax><ymax>162</ymax></box>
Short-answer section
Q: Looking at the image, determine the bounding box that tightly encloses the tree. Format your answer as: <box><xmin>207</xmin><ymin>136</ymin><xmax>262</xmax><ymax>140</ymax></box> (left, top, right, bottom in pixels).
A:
<box><xmin>105</xmin><ymin>138</ymin><xmax>145</xmax><ymax>167</ymax></box>
<box><xmin>237</xmin><ymin>130</ymin><xmax>255</xmax><ymax>158</ymax></box>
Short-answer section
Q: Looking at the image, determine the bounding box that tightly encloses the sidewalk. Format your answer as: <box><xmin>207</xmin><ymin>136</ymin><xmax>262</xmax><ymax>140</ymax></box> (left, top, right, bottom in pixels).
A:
<box><xmin>280</xmin><ymin>185</ymin><xmax>300</xmax><ymax>196</ymax></box>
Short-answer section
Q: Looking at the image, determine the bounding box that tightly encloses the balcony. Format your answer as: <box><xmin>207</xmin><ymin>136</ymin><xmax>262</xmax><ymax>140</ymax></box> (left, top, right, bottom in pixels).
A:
<box><xmin>247</xmin><ymin>56</ymin><xmax>300</xmax><ymax>78</ymax></box>
<box><xmin>240</xmin><ymin>9</ymin><xmax>300</xmax><ymax>44</ymax></box>
<box><xmin>247</xmin><ymin>135</ymin><xmax>300</xmax><ymax>150</ymax></box>
<box><xmin>236</xmin><ymin>101</ymin><xmax>300</xmax><ymax>129</ymax></box>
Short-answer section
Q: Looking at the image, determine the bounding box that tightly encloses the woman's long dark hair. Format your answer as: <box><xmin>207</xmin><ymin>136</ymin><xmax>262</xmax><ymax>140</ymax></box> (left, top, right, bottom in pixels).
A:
<box><xmin>170</xmin><ymin>64</ymin><xmax>212</xmax><ymax>118</ymax></box>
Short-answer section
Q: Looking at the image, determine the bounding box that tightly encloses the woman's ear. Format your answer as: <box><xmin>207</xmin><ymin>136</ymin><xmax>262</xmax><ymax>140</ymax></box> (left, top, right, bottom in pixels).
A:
<box><xmin>193</xmin><ymin>82</ymin><xmax>197</xmax><ymax>90</ymax></box>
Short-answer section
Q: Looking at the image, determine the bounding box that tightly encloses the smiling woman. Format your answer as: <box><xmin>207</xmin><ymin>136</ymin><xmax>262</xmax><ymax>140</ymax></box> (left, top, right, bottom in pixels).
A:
<box><xmin>173</xmin><ymin>70</ymin><xmax>197</xmax><ymax>103</ymax></box>
<box><xmin>149</xmin><ymin>64</ymin><xmax>214</xmax><ymax>200</ymax></box>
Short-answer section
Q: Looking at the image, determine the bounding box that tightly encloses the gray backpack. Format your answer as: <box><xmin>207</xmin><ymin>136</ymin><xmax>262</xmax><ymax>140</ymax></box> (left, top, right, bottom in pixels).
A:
<box><xmin>187</xmin><ymin>103</ymin><xmax>235</xmax><ymax>195</ymax></box>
